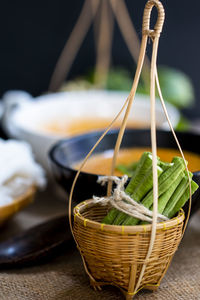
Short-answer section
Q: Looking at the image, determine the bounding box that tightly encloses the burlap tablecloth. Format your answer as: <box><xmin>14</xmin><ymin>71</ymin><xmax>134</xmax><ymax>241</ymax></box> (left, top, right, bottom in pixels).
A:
<box><xmin>0</xmin><ymin>187</ymin><xmax>200</xmax><ymax>300</ymax></box>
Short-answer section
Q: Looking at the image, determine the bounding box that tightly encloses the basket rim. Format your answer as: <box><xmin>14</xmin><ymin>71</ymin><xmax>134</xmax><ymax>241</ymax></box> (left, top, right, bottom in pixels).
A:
<box><xmin>73</xmin><ymin>199</ymin><xmax>185</xmax><ymax>234</ymax></box>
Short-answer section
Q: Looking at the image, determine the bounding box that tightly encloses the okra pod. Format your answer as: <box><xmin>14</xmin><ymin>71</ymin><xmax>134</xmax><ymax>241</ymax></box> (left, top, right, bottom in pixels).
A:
<box><xmin>163</xmin><ymin>171</ymin><xmax>192</xmax><ymax>217</ymax></box>
<box><xmin>142</xmin><ymin>157</ymin><xmax>186</xmax><ymax>209</ymax></box>
<box><xmin>123</xmin><ymin>157</ymin><xmax>186</xmax><ymax>225</ymax></box>
<box><xmin>163</xmin><ymin>171</ymin><xmax>199</xmax><ymax>219</ymax></box>
<box><xmin>122</xmin><ymin>166</ymin><xmax>164</xmax><ymax>226</ymax></box>
<box><xmin>125</xmin><ymin>152</ymin><xmax>157</xmax><ymax>195</ymax></box>
<box><xmin>102</xmin><ymin>207</ymin><xmax>118</xmax><ymax>224</ymax></box>
<box><xmin>167</xmin><ymin>180</ymin><xmax>198</xmax><ymax>219</ymax></box>
<box><xmin>112</xmin><ymin>153</ymin><xmax>161</xmax><ymax>225</ymax></box>
<box><xmin>102</xmin><ymin>152</ymin><xmax>155</xmax><ymax>224</ymax></box>
<box><xmin>157</xmin><ymin>172</ymin><xmax>184</xmax><ymax>213</ymax></box>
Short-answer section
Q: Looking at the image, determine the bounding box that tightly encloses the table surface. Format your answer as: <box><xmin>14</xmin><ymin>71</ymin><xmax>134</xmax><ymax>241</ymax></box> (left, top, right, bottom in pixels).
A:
<box><xmin>0</xmin><ymin>184</ymin><xmax>200</xmax><ymax>300</ymax></box>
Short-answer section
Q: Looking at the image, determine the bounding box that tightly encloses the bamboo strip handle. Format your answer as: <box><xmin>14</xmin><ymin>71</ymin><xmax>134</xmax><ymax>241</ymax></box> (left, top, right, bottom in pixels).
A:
<box><xmin>68</xmin><ymin>1</ymin><xmax>190</xmax><ymax>297</ymax></box>
<box><xmin>133</xmin><ymin>0</ymin><xmax>165</xmax><ymax>294</ymax></box>
<box><xmin>142</xmin><ymin>0</ymin><xmax>165</xmax><ymax>37</ymax></box>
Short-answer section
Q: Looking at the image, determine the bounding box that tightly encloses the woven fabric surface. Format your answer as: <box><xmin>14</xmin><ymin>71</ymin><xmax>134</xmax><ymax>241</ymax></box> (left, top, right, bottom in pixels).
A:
<box><xmin>0</xmin><ymin>211</ymin><xmax>200</xmax><ymax>300</ymax></box>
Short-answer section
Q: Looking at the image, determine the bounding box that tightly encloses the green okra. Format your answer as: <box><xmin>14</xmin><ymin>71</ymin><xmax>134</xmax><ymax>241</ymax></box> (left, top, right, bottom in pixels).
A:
<box><xmin>113</xmin><ymin>211</ymin><xmax>128</xmax><ymax>225</ymax></box>
<box><xmin>163</xmin><ymin>171</ymin><xmax>198</xmax><ymax>218</ymax></box>
<box><xmin>102</xmin><ymin>153</ymin><xmax>198</xmax><ymax>227</ymax></box>
<box><xmin>123</xmin><ymin>157</ymin><xmax>186</xmax><ymax>226</ymax></box>
<box><xmin>122</xmin><ymin>165</ymin><xmax>164</xmax><ymax>226</ymax></box>
<box><xmin>159</xmin><ymin>161</ymin><xmax>173</xmax><ymax>171</ymax></box>
<box><xmin>157</xmin><ymin>172</ymin><xmax>184</xmax><ymax>213</ymax></box>
<box><xmin>122</xmin><ymin>214</ymin><xmax>141</xmax><ymax>226</ymax></box>
<box><xmin>112</xmin><ymin>153</ymin><xmax>161</xmax><ymax>225</ymax></box>
<box><xmin>102</xmin><ymin>152</ymin><xmax>155</xmax><ymax>224</ymax></box>
<box><xmin>102</xmin><ymin>207</ymin><xmax>118</xmax><ymax>224</ymax></box>
<box><xmin>142</xmin><ymin>157</ymin><xmax>186</xmax><ymax>208</ymax></box>
<box><xmin>140</xmin><ymin>172</ymin><xmax>184</xmax><ymax>225</ymax></box>
<box><xmin>125</xmin><ymin>152</ymin><xmax>158</xmax><ymax>196</ymax></box>
<box><xmin>167</xmin><ymin>180</ymin><xmax>199</xmax><ymax>219</ymax></box>
<box><xmin>113</xmin><ymin>165</ymin><xmax>163</xmax><ymax>225</ymax></box>
<box><xmin>131</xmin><ymin>165</ymin><xmax>163</xmax><ymax>202</ymax></box>
<box><xmin>163</xmin><ymin>172</ymin><xmax>192</xmax><ymax>217</ymax></box>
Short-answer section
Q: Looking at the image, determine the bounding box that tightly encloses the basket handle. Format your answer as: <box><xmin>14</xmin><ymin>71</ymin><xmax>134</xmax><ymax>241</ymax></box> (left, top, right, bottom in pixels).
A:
<box><xmin>106</xmin><ymin>0</ymin><xmax>165</xmax><ymax>195</ymax></box>
<box><xmin>142</xmin><ymin>0</ymin><xmax>165</xmax><ymax>38</ymax></box>
<box><xmin>133</xmin><ymin>0</ymin><xmax>165</xmax><ymax>293</ymax></box>
<box><xmin>134</xmin><ymin>0</ymin><xmax>192</xmax><ymax>294</ymax></box>
<box><xmin>68</xmin><ymin>0</ymin><xmax>192</xmax><ymax>294</ymax></box>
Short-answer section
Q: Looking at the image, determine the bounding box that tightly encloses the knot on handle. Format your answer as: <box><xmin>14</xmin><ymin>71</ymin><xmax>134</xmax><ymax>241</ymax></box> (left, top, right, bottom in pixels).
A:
<box><xmin>142</xmin><ymin>0</ymin><xmax>165</xmax><ymax>38</ymax></box>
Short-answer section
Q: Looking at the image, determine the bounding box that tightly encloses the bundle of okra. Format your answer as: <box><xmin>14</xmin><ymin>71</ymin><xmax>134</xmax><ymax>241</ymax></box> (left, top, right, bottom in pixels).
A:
<box><xmin>102</xmin><ymin>152</ymin><xmax>199</xmax><ymax>225</ymax></box>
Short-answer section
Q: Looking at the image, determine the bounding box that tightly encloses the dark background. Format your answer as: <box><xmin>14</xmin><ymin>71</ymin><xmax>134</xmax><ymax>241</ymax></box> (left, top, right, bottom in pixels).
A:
<box><xmin>0</xmin><ymin>0</ymin><xmax>200</xmax><ymax>119</ymax></box>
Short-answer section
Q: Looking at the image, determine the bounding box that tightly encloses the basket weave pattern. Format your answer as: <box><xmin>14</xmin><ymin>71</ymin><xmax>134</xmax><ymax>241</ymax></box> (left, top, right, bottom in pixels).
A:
<box><xmin>73</xmin><ymin>201</ymin><xmax>184</xmax><ymax>296</ymax></box>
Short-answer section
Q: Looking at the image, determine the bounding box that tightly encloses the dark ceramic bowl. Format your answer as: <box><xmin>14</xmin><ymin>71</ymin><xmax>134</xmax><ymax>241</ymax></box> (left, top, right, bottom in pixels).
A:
<box><xmin>49</xmin><ymin>129</ymin><xmax>200</xmax><ymax>215</ymax></box>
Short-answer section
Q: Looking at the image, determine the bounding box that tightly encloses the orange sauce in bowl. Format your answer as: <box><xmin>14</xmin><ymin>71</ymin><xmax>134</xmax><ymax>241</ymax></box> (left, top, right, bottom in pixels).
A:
<box><xmin>74</xmin><ymin>147</ymin><xmax>200</xmax><ymax>176</ymax></box>
<box><xmin>42</xmin><ymin>118</ymin><xmax>148</xmax><ymax>137</ymax></box>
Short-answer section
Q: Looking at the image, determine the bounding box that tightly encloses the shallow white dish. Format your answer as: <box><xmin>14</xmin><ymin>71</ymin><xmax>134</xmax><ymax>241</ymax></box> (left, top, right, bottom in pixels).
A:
<box><xmin>2</xmin><ymin>90</ymin><xmax>180</xmax><ymax>172</ymax></box>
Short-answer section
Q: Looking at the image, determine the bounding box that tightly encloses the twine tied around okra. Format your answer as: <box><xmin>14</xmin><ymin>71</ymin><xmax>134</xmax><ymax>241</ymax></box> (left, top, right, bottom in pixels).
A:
<box><xmin>93</xmin><ymin>175</ymin><xmax>168</xmax><ymax>223</ymax></box>
<box><xmin>68</xmin><ymin>0</ymin><xmax>192</xmax><ymax>294</ymax></box>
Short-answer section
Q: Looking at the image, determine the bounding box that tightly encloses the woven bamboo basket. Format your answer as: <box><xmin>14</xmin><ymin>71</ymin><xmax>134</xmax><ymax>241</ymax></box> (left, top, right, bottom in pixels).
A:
<box><xmin>0</xmin><ymin>186</ymin><xmax>36</xmax><ymax>225</ymax></box>
<box><xmin>73</xmin><ymin>201</ymin><xmax>184</xmax><ymax>298</ymax></box>
<box><xmin>68</xmin><ymin>0</ymin><xmax>192</xmax><ymax>299</ymax></box>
